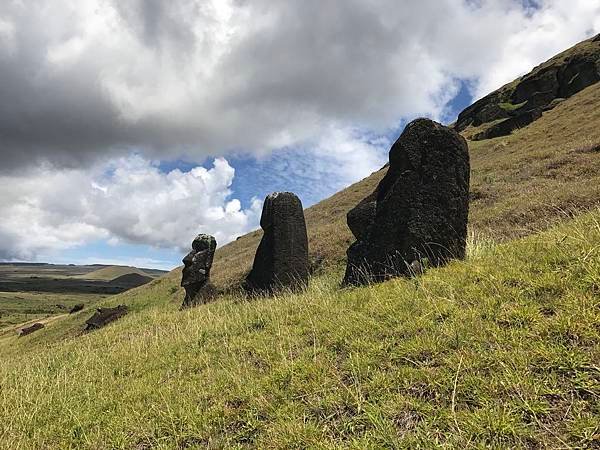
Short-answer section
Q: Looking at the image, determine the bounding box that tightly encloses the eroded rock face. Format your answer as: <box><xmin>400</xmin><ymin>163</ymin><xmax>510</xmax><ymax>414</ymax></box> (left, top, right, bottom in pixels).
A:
<box><xmin>245</xmin><ymin>192</ymin><xmax>309</xmax><ymax>294</ymax></box>
<box><xmin>85</xmin><ymin>305</ymin><xmax>128</xmax><ymax>331</ymax></box>
<box><xmin>343</xmin><ymin>118</ymin><xmax>470</xmax><ymax>286</ymax></box>
<box><xmin>472</xmin><ymin>108</ymin><xmax>542</xmax><ymax>141</ymax></box>
<box><xmin>455</xmin><ymin>35</ymin><xmax>600</xmax><ymax>139</ymax></box>
<box><xmin>181</xmin><ymin>234</ymin><xmax>217</xmax><ymax>308</ymax></box>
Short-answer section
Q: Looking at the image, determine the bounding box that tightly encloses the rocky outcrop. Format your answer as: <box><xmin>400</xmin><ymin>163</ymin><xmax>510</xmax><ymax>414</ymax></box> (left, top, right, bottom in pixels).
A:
<box><xmin>455</xmin><ymin>34</ymin><xmax>600</xmax><ymax>139</ymax></box>
<box><xmin>69</xmin><ymin>303</ymin><xmax>84</xmax><ymax>314</ymax></box>
<box><xmin>472</xmin><ymin>108</ymin><xmax>542</xmax><ymax>141</ymax></box>
<box><xmin>454</xmin><ymin>91</ymin><xmax>511</xmax><ymax>132</ymax></box>
<box><xmin>245</xmin><ymin>192</ymin><xmax>309</xmax><ymax>294</ymax></box>
<box><xmin>19</xmin><ymin>323</ymin><xmax>44</xmax><ymax>336</ymax></box>
<box><xmin>181</xmin><ymin>234</ymin><xmax>217</xmax><ymax>308</ymax></box>
<box><xmin>85</xmin><ymin>305</ymin><xmax>128</xmax><ymax>331</ymax></box>
<box><xmin>343</xmin><ymin>118</ymin><xmax>470</xmax><ymax>286</ymax></box>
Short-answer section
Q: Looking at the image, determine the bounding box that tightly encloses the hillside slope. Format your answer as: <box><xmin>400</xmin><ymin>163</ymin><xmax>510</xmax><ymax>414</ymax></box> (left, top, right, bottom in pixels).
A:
<box><xmin>1</xmin><ymin>210</ymin><xmax>598</xmax><ymax>448</ymax></box>
<box><xmin>211</xmin><ymin>81</ymin><xmax>600</xmax><ymax>289</ymax></box>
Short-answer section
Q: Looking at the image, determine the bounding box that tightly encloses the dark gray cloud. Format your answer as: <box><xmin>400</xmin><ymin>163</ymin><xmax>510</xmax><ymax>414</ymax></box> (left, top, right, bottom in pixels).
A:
<box><xmin>0</xmin><ymin>0</ymin><xmax>598</xmax><ymax>171</ymax></box>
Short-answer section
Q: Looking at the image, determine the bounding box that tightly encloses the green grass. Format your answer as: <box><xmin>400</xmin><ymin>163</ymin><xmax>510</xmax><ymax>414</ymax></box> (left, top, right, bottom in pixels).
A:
<box><xmin>1</xmin><ymin>210</ymin><xmax>599</xmax><ymax>448</ymax></box>
<box><xmin>499</xmin><ymin>101</ymin><xmax>527</xmax><ymax>111</ymax></box>
<box><xmin>0</xmin><ymin>292</ymin><xmax>106</xmax><ymax>330</ymax></box>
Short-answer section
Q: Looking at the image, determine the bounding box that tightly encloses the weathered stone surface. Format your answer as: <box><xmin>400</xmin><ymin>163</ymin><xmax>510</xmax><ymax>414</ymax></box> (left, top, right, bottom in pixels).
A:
<box><xmin>520</xmin><ymin>90</ymin><xmax>557</xmax><ymax>111</ymax></box>
<box><xmin>245</xmin><ymin>192</ymin><xmax>309</xmax><ymax>294</ymax></box>
<box><xmin>347</xmin><ymin>190</ymin><xmax>377</xmax><ymax>240</ymax></box>
<box><xmin>454</xmin><ymin>91</ymin><xmax>510</xmax><ymax>132</ymax></box>
<box><xmin>455</xmin><ymin>35</ymin><xmax>600</xmax><ymax>138</ymax></box>
<box><xmin>510</xmin><ymin>67</ymin><xmax>559</xmax><ymax>104</ymax></box>
<box><xmin>543</xmin><ymin>97</ymin><xmax>566</xmax><ymax>111</ymax></box>
<box><xmin>472</xmin><ymin>108</ymin><xmax>542</xmax><ymax>141</ymax></box>
<box><xmin>558</xmin><ymin>59</ymin><xmax>600</xmax><ymax>98</ymax></box>
<box><xmin>181</xmin><ymin>234</ymin><xmax>217</xmax><ymax>308</ymax></box>
<box><xmin>19</xmin><ymin>322</ymin><xmax>44</xmax><ymax>336</ymax></box>
<box><xmin>85</xmin><ymin>305</ymin><xmax>128</xmax><ymax>331</ymax></box>
<box><xmin>343</xmin><ymin>118</ymin><xmax>470</xmax><ymax>286</ymax></box>
<box><xmin>69</xmin><ymin>303</ymin><xmax>84</xmax><ymax>314</ymax></box>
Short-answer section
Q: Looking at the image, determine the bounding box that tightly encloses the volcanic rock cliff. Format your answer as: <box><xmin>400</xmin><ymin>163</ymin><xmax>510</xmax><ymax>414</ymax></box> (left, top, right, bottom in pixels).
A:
<box><xmin>455</xmin><ymin>34</ymin><xmax>600</xmax><ymax>140</ymax></box>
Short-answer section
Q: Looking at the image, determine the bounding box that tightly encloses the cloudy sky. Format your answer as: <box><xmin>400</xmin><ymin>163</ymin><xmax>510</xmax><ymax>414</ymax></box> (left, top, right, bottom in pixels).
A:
<box><xmin>0</xmin><ymin>0</ymin><xmax>598</xmax><ymax>270</ymax></box>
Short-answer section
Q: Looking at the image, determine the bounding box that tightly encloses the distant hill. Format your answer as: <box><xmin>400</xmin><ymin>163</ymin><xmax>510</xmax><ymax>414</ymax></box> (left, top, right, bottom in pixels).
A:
<box><xmin>109</xmin><ymin>273</ymin><xmax>153</xmax><ymax>288</ymax></box>
<box><xmin>76</xmin><ymin>266</ymin><xmax>162</xmax><ymax>281</ymax></box>
<box><xmin>0</xmin><ymin>263</ymin><xmax>168</xmax><ymax>328</ymax></box>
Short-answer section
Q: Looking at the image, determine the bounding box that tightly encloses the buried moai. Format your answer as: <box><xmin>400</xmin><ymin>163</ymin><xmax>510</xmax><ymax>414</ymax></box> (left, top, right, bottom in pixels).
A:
<box><xmin>19</xmin><ymin>322</ymin><xmax>44</xmax><ymax>337</ymax></box>
<box><xmin>85</xmin><ymin>305</ymin><xmax>129</xmax><ymax>331</ymax></box>
<box><xmin>181</xmin><ymin>234</ymin><xmax>217</xmax><ymax>308</ymax></box>
<box><xmin>244</xmin><ymin>192</ymin><xmax>309</xmax><ymax>294</ymax></box>
<box><xmin>343</xmin><ymin>118</ymin><xmax>470</xmax><ymax>286</ymax></box>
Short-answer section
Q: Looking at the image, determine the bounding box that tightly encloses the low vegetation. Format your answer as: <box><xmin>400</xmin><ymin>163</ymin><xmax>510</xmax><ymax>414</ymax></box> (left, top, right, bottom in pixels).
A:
<box><xmin>499</xmin><ymin>101</ymin><xmax>527</xmax><ymax>111</ymax></box>
<box><xmin>0</xmin><ymin>210</ymin><xmax>598</xmax><ymax>448</ymax></box>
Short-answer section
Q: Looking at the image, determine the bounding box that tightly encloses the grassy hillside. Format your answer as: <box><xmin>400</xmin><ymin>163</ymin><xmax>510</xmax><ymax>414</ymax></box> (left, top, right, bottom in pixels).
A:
<box><xmin>0</xmin><ymin>291</ymin><xmax>105</xmax><ymax>329</ymax></box>
<box><xmin>212</xmin><ymin>82</ymin><xmax>600</xmax><ymax>290</ymax></box>
<box><xmin>1</xmin><ymin>210</ymin><xmax>598</xmax><ymax>448</ymax></box>
<box><xmin>2</xmin><ymin>82</ymin><xmax>597</xmax><ymax>347</ymax></box>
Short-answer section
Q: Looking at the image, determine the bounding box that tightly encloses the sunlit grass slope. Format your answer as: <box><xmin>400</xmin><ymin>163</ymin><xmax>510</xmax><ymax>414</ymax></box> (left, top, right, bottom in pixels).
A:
<box><xmin>211</xmin><ymin>82</ymin><xmax>600</xmax><ymax>289</ymax></box>
<box><xmin>1</xmin><ymin>210</ymin><xmax>598</xmax><ymax>448</ymax></box>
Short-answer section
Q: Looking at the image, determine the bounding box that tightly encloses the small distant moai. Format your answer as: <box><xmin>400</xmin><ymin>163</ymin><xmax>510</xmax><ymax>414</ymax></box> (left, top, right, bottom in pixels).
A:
<box><xmin>343</xmin><ymin>118</ymin><xmax>470</xmax><ymax>285</ymax></box>
<box><xmin>244</xmin><ymin>192</ymin><xmax>309</xmax><ymax>294</ymax></box>
<box><xmin>181</xmin><ymin>234</ymin><xmax>217</xmax><ymax>308</ymax></box>
<box><xmin>85</xmin><ymin>305</ymin><xmax>128</xmax><ymax>331</ymax></box>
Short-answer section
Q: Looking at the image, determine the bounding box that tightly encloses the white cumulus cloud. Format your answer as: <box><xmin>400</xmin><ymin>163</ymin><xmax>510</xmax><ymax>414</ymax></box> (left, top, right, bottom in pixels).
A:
<box><xmin>0</xmin><ymin>157</ymin><xmax>261</xmax><ymax>261</ymax></box>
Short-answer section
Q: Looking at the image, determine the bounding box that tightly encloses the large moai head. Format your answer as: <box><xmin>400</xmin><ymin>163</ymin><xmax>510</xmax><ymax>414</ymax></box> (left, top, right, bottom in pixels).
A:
<box><xmin>244</xmin><ymin>192</ymin><xmax>309</xmax><ymax>294</ymax></box>
<box><xmin>343</xmin><ymin>118</ymin><xmax>470</xmax><ymax>286</ymax></box>
<box><xmin>181</xmin><ymin>234</ymin><xmax>217</xmax><ymax>307</ymax></box>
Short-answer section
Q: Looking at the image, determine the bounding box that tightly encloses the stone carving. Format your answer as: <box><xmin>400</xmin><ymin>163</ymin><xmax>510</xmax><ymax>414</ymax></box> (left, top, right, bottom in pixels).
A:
<box><xmin>85</xmin><ymin>305</ymin><xmax>128</xmax><ymax>331</ymax></box>
<box><xmin>245</xmin><ymin>192</ymin><xmax>309</xmax><ymax>294</ymax></box>
<box><xmin>181</xmin><ymin>234</ymin><xmax>217</xmax><ymax>308</ymax></box>
<box><xmin>343</xmin><ymin>118</ymin><xmax>470</xmax><ymax>285</ymax></box>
